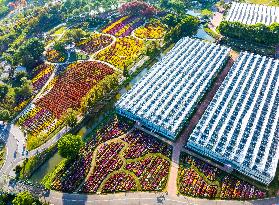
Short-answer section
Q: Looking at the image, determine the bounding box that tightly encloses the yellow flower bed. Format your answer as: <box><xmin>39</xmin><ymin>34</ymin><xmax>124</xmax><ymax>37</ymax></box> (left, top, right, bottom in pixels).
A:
<box><xmin>102</xmin><ymin>16</ymin><xmax>129</xmax><ymax>34</ymax></box>
<box><xmin>46</xmin><ymin>50</ymin><xmax>66</xmax><ymax>63</ymax></box>
<box><xmin>134</xmin><ymin>24</ymin><xmax>165</xmax><ymax>39</ymax></box>
<box><xmin>32</xmin><ymin>64</ymin><xmax>54</xmax><ymax>84</ymax></box>
<box><xmin>95</xmin><ymin>36</ymin><xmax>145</xmax><ymax>70</ymax></box>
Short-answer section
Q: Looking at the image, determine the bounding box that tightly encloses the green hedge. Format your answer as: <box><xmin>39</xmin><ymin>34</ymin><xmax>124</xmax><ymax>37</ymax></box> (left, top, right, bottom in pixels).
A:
<box><xmin>218</xmin><ymin>21</ymin><xmax>279</xmax><ymax>45</ymax></box>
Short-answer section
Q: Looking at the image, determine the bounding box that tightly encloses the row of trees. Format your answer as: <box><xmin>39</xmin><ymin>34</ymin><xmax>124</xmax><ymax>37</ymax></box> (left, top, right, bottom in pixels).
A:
<box><xmin>162</xmin><ymin>13</ymin><xmax>200</xmax><ymax>43</ymax></box>
<box><xmin>218</xmin><ymin>21</ymin><xmax>279</xmax><ymax>45</ymax></box>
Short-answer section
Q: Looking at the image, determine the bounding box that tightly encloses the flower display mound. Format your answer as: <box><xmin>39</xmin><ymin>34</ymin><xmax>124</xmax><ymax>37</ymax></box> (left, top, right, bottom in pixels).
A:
<box><xmin>45</xmin><ymin>49</ymin><xmax>66</xmax><ymax>63</ymax></box>
<box><xmin>178</xmin><ymin>152</ymin><xmax>266</xmax><ymax>200</ymax></box>
<box><xmin>126</xmin><ymin>155</ymin><xmax>170</xmax><ymax>191</ymax></box>
<box><xmin>36</xmin><ymin>61</ymin><xmax>114</xmax><ymax>119</ymax></box>
<box><xmin>102</xmin><ymin>172</ymin><xmax>137</xmax><ymax>193</ymax></box>
<box><xmin>102</xmin><ymin>16</ymin><xmax>145</xmax><ymax>37</ymax></box>
<box><xmin>134</xmin><ymin>22</ymin><xmax>165</xmax><ymax>39</ymax></box>
<box><xmin>95</xmin><ymin>36</ymin><xmax>145</xmax><ymax>70</ymax></box>
<box><xmin>47</xmin><ymin>117</ymin><xmax>132</xmax><ymax>192</ymax></box>
<box><xmin>82</xmin><ymin>141</ymin><xmax>125</xmax><ymax>193</ymax></box>
<box><xmin>122</xmin><ymin>129</ymin><xmax>172</xmax><ymax>159</ymax></box>
<box><xmin>119</xmin><ymin>1</ymin><xmax>158</xmax><ymax>17</ymax></box>
<box><xmin>77</xmin><ymin>33</ymin><xmax>113</xmax><ymax>55</ymax></box>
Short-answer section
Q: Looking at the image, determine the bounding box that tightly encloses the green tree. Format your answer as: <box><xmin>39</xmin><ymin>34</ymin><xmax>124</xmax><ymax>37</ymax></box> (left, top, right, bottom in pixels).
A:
<box><xmin>15</xmin><ymin>38</ymin><xmax>44</xmax><ymax>70</ymax></box>
<box><xmin>14</xmin><ymin>77</ymin><xmax>33</xmax><ymax>104</ymax></box>
<box><xmin>12</xmin><ymin>191</ymin><xmax>36</xmax><ymax>205</ymax></box>
<box><xmin>0</xmin><ymin>83</ymin><xmax>9</xmax><ymax>100</ymax></box>
<box><xmin>179</xmin><ymin>15</ymin><xmax>200</xmax><ymax>36</ymax></box>
<box><xmin>65</xmin><ymin>108</ymin><xmax>78</xmax><ymax>128</ymax></box>
<box><xmin>58</xmin><ymin>134</ymin><xmax>83</xmax><ymax>159</ymax></box>
<box><xmin>0</xmin><ymin>109</ymin><xmax>10</xmax><ymax>122</ymax></box>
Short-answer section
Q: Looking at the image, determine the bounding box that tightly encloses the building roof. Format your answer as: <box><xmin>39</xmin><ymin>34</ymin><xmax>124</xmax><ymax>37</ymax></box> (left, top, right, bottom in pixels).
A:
<box><xmin>116</xmin><ymin>37</ymin><xmax>230</xmax><ymax>140</ymax></box>
<box><xmin>226</xmin><ymin>2</ymin><xmax>279</xmax><ymax>25</ymax></box>
<box><xmin>187</xmin><ymin>52</ymin><xmax>279</xmax><ymax>184</ymax></box>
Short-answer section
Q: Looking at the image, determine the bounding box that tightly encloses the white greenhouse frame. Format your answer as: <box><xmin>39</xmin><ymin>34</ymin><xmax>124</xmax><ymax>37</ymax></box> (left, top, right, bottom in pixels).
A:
<box><xmin>116</xmin><ymin>37</ymin><xmax>230</xmax><ymax>140</ymax></box>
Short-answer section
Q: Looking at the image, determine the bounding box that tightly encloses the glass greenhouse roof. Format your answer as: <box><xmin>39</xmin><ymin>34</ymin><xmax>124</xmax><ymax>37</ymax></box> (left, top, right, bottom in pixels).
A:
<box><xmin>226</xmin><ymin>2</ymin><xmax>279</xmax><ymax>25</ymax></box>
<box><xmin>116</xmin><ymin>37</ymin><xmax>230</xmax><ymax>140</ymax></box>
<box><xmin>187</xmin><ymin>52</ymin><xmax>279</xmax><ymax>184</ymax></box>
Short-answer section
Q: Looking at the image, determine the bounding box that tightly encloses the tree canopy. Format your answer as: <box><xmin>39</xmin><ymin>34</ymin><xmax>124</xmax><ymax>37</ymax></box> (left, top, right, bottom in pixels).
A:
<box><xmin>58</xmin><ymin>134</ymin><xmax>84</xmax><ymax>159</ymax></box>
<box><xmin>12</xmin><ymin>191</ymin><xmax>37</xmax><ymax>205</ymax></box>
<box><xmin>14</xmin><ymin>38</ymin><xmax>44</xmax><ymax>69</ymax></box>
<box><xmin>218</xmin><ymin>21</ymin><xmax>279</xmax><ymax>45</ymax></box>
<box><xmin>0</xmin><ymin>109</ymin><xmax>10</xmax><ymax>122</ymax></box>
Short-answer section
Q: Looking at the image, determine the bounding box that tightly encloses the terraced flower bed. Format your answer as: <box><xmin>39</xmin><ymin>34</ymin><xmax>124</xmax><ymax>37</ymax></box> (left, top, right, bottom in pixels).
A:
<box><xmin>95</xmin><ymin>36</ymin><xmax>145</xmax><ymax>70</ymax></box>
<box><xmin>102</xmin><ymin>16</ymin><xmax>145</xmax><ymax>37</ymax></box>
<box><xmin>43</xmin><ymin>117</ymin><xmax>172</xmax><ymax>193</ymax></box>
<box><xmin>134</xmin><ymin>22</ymin><xmax>165</xmax><ymax>39</ymax></box>
<box><xmin>77</xmin><ymin>33</ymin><xmax>113</xmax><ymax>55</ymax></box>
<box><xmin>178</xmin><ymin>152</ymin><xmax>266</xmax><ymax>200</ymax></box>
<box><xmin>18</xmin><ymin>61</ymin><xmax>117</xmax><ymax>150</ymax></box>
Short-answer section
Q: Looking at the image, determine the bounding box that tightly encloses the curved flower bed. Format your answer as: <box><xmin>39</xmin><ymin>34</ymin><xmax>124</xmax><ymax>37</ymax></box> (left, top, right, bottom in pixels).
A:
<box><xmin>122</xmin><ymin>129</ymin><xmax>172</xmax><ymax>159</ymax></box>
<box><xmin>82</xmin><ymin>142</ymin><xmax>125</xmax><ymax>193</ymax></box>
<box><xmin>77</xmin><ymin>34</ymin><xmax>113</xmax><ymax>55</ymax></box>
<box><xmin>126</xmin><ymin>156</ymin><xmax>170</xmax><ymax>191</ymax></box>
<box><xmin>46</xmin><ymin>118</ymin><xmax>132</xmax><ymax>192</ymax></box>
<box><xmin>102</xmin><ymin>172</ymin><xmax>137</xmax><ymax>193</ymax></box>
<box><xmin>179</xmin><ymin>168</ymin><xmax>218</xmax><ymax>198</ymax></box>
<box><xmin>43</xmin><ymin>117</ymin><xmax>172</xmax><ymax>193</ymax></box>
<box><xmin>178</xmin><ymin>153</ymin><xmax>266</xmax><ymax>200</ymax></box>
<box><xmin>220</xmin><ymin>176</ymin><xmax>266</xmax><ymax>200</ymax></box>
<box><xmin>134</xmin><ymin>23</ymin><xmax>165</xmax><ymax>39</ymax></box>
<box><xmin>95</xmin><ymin>37</ymin><xmax>145</xmax><ymax>70</ymax></box>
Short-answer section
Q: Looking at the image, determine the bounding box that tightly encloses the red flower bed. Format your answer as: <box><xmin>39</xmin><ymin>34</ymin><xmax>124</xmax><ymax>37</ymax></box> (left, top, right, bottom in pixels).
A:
<box><xmin>123</xmin><ymin>129</ymin><xmax>172</xmax><ymax>159</ymax></box>
<box><xmin>119</xmin><ymin>1</ymin><xmax>158</xmax><ymax>17</ymax></box>
<box><xmin>36</xmin><ymin>61</ymin><xmax>114</xmax><ymax>118</ymax></box>
<box><xmin>102</xmin><ymin>172</ymin><xmax>137</xmax><ymax>193</ymax></box>
<box><xmin>82</xmin><ymin>142</ymin><xmax>125</xmax><ymax>193</ymax></box>
<box><xmin>126</xmin><ymin>156</ymin><xmax>170</xmax><ymax>191</ymax></box>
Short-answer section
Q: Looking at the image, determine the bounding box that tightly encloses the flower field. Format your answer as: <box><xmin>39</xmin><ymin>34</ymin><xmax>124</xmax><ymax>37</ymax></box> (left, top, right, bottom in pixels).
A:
<box><xmin>18</xmin><ymin>61</ymin><xmax>116</xmax><ymax>149</ymax></box>
<box><xmin>95</xmin><ymin>37</ymin><xmax>145</xmax><ymax>70</ymax></box>
<box><xmin>178</xmin><ymin>152</ymin><xmax>266</xmax><ymax>200</ymax></box>
<box><xmin>134</xmin><ymin>23</ymin><xmax>165</xmax><ymax>39</ymax></box>
<box><xmin>43</xmin><ymin>117</ymin><xmax>172</xmax><ymax>193</ymax></box>
<box><xmin>77</xmin><ymin>33</ymin><xmax>113</xmax><ymax>55</ymax></box>
<box><xmin>102</xmin><ymin>16</ymin><xmax>145</xmax><ymax>37</ymax></box>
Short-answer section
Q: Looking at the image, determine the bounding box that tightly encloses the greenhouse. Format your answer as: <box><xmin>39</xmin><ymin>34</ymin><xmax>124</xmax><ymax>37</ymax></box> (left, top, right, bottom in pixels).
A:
<box><xmin>187</xmin><ymin>52</ymin><xmax>279</xmax><ymax>185</ymax></box>
<box><xmin>116</xmin><ymin>37</ymin><xmax>230</xmax><ymax>140</ymax></box>
<box><xmin>226</xmin><ymin>2</ymin><xmax>279</xmax><ymax>25</ymax></box>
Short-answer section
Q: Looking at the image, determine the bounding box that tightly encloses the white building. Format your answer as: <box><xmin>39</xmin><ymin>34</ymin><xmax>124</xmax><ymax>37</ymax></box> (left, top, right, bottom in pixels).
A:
<box><xmin>116</xmin><ymin>37</ymin><xmax>230</xmax><ymax>140</ymax></box>
<box><xmin>226</xmin><ymin>2</ymin><xmax>279</xmax><ymax>25</ymax></box>
<box><xmin>187</xmin><ymin>52</ymin><xmax>279</xmax><ymax>184</ymax></box>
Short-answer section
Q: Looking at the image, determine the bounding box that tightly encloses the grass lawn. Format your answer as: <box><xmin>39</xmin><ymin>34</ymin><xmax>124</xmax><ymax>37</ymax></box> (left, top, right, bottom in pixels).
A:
<box><xmin>246</xmin><ymin>0</ymin><xmax>279</xmax><ymax>6</ymax></box>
